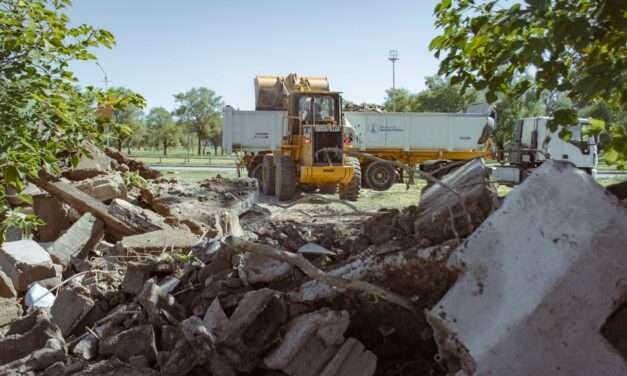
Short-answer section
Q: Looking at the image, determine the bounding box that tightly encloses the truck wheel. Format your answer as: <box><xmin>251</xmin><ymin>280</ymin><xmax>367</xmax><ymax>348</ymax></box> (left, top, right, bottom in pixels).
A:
<box><xmin>339</xmin><ymin>157</ymin><xmax>361</xmax><ymax>201</ymax></box>
<box><xmin>364</xmin><ymin>161</ymin><xmax>396</xmax><ymax>191</ymax></box>
<box><xmin>262</xmin><ymin>155</ymin><xmax>275</xmax><ymax>195</ymax></box>
<box><xmin>275</xmin><ymin>156</ymin><xmax>297</xmax><ymax>201</ymax></box>
<box><xmin>319</xmin><ymin>184</ymin><xmax>337</xmax><ymax>194</ymax></box>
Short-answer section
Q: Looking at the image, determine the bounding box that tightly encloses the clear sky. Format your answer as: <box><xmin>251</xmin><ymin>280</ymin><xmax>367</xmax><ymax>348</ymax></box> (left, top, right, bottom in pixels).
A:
<box><xmin>67</xmin><ymin>0</ymin><xmax>443</xmax><ymax>111</ymax></box>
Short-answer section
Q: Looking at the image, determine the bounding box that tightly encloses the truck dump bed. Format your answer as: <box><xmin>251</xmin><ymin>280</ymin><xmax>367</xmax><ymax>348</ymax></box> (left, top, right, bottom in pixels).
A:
<box><xmin>223</xmin><ymin>107</ymin><xmax>493</xmax><ymax>154</ymax></box>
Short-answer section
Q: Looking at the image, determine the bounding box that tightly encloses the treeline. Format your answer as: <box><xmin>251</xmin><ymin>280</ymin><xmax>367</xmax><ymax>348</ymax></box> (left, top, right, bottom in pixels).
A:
<box><xmin>380</xmin><ymin>75</ymin><xmax>627</xmax><ymax>150</ymax></box>
<box><xmin>110</xmin><ymin>87</ymin><xmax>224</xmax><ymax>156</ymax></box>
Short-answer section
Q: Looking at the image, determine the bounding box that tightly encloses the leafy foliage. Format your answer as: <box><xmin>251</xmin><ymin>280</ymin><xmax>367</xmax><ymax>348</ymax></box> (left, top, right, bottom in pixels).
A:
<box><xmin>0</xmin><ymin>0</ymin><xmax>123</xmax><ymax>240</ymax></box>
<box><xmin>384</xmin><ymin>75</ymin><xmax>478</xmax><ymax>112</ymax></box>
<box><xmin>146</xmin><ymin>106</ymin><xmax>182</xmax><ymax>155</ymax></box>
<box><xmin>431</xmin><ymin>0</ymin><xmax>627</xmax><ymax>165</ymax></box>
<box><xmin>174</xmin><ymin>88</ymin><xmax>224</xmax><ymax>155</ymax></box>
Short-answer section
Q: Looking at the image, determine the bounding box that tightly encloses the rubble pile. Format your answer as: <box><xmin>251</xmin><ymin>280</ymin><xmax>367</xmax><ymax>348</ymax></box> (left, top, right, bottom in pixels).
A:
<box><xmin>2</xmin><ymin>148</ymin><xmax>626</xmax><ymax>376</ymax></box>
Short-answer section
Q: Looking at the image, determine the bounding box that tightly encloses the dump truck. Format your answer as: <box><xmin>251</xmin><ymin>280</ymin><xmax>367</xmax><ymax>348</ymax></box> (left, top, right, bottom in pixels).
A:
<box><xmin>491</xmin><ymin>117</ymin><xmax>598</xmax><ymax>185</ymax></box>
<box><xmin>226</xmin><ymin>74</ymin><xmax>361</xmax><ymax>201</ymax></box>
<box><xmin>224</xmin><ymin>91</ymin><xmax>494</xmax><ymax>191</ymax></box>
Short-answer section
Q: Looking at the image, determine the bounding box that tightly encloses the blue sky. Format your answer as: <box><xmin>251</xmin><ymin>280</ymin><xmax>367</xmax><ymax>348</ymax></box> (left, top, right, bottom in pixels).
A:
<box><xmin>68</xmin><ymin>0</ymin><xmax>443</xmax><ymax>111</ymax></box>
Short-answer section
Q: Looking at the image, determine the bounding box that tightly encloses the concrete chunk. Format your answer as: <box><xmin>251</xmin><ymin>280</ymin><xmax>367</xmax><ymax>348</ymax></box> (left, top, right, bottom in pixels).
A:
<box><xmin>74</xmin><ymin>173</ymin><xmax>127</xmax><ymax>202</ymax></box>
<box><xmin>319</xmin><ymin>338</ymin><xmax>377</xmax><ymax>376</ymax></box>
<box><xmin>0</xmin><ymin>240</ymin><xmax>56</xmax><ymax>292</ymax></box>
<box><xmin>0</xmin><ymin>270</ymin><xmax>17</xmax><ymax>298</ymax></box>
<box><xmin>203</xmin><ymin>298</ymin><xmax>228</xmax><ymax>337</ymax></box>
<box><xmin>426</xmin><ymin>161</ymin><xmax>627</xmax><ymax>376</ymax></box>
<box><xmin>414</xmin><ymin>159</ymin><xmax>498</xmax><ymax>244</ymax></box>
<box><xmin>47</xmin><ymin>213</ymin><xmax>104</xmax><ymax>268</ymax></box>
<box><xmin>0</xmin><ymin>297</ymin><xmax>22</xmax><ymax>327</ymax></box>
<box><xmin>0</xmin><ymin>310</ymin><xmax>64</xmax><ymax>365</ymax></box>
<box><xmin>119</xmin><ymin>229</ymin><xmax>198</xmax><ymax>253</ymax></box>
<box><xmin>33</xmin><ymin>195</ymin><xmax>73</xmax><ymax>242</ymax></box>
<box><xmin>236</xmin><ymin>251</ymin><xmax>292</xmax><ymax>285</ymax></box>
<box><xmin>99</xmin><ymin>325</ymin><xmax>157</xmax><ymax>363</ymax></box>
<box><xmin>50</xmin><ymin>288</ymin><xmax>95</xmax><ymax>336</ymax></box>
<box><xmin>264</xmin><ymin>309</ymin><xmax>350</xmax><ymax>376</ymax></box>
<box><xmin>108</xmin><ymin>199</ymin><xmax>170</xmax><ymax>234</ymax></box>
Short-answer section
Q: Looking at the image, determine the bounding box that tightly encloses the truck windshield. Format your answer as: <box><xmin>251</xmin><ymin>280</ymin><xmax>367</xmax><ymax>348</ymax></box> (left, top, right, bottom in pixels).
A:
<box><xmin>299</xmin><ymin>95</ymin><xmax>335</xmax><ymax>124</ymax></box>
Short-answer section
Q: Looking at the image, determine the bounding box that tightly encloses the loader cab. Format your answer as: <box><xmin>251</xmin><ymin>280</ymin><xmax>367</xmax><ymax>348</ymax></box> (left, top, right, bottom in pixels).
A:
<box><xmin>288</xmin><ymin>92</ymin><xmax>344</xmax><ymax>165</ymax></box>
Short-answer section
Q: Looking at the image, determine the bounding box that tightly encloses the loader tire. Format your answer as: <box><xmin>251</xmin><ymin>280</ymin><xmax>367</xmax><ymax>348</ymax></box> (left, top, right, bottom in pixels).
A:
<box><xmin>262</xmin><ymin>155</ymin><xmax>275</xmax><ymax>195</ymax></box>
<box><xmin>364</xmin><ymin>161</ymin><xmax>396</xmax><ymax>191</ymax></box>
<box><xmin>275</xmin><ymin>156</ymin><xmax>297</xmax><ymax>201</ymax></box>
<box><xmin>339</xmin><ymin>157</ymin><xmax>361</xmax><ymax>201</ymax></box>
<box><xmin>318</xmin><ymin>184</ymin><xmax>337</xmax><ymax>194</ymax></box>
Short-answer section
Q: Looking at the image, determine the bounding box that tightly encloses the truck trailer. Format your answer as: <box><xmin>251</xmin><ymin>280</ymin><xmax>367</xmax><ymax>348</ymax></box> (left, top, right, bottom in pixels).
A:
<box><xmin>224</xmin><ymin>106</ymin><xmax>495</xmax><ymax>191</ymax></box>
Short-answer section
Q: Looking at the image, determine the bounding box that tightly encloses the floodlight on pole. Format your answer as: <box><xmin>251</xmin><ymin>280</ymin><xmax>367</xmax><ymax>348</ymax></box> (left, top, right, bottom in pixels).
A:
<box><xmin>388</xmin><ymin>49</ymin><xmax>399</xmax><ymax>112</ymax></box>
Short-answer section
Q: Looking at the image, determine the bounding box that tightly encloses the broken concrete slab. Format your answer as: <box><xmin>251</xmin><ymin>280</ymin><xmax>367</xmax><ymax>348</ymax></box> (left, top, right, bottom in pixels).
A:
<box><xmin>105</xmin><ymin>147</ymin><xmax>161</xmax><ymax>180</ymax></box>
<box><xmin>99</xmin><ymin>325</ymin><xmax>158</xmax><ymax>364</ymax></box>
<box><xmin>0</xmin><ymin>309</ymin><xmax>64</xmax><ymax>365</ymax></box>
<box><xmin>74</xmin><ymin>358</ymin><xmax>159</xmax><ymax>376</ymax></box>
<box><xmin>47</xmin><ymin>213</ymin><xmax>104</xmax><ymax>268</ymax></box>
<box><xmin>427</xmin><ymin>161</ymin><xmax>627</xmax><ymax>376</ymax></box>
<box><xmin>236</xmin><ymin>251</ymin><xmax>292</xmax><ymax>285</ymax></box>
<box><xmin>319</xmin><ymin>337</ymin><xmax>377</xmax><ymax>376</ymax></box>
<box><xmin>74</xmin><ymin>173</ymin><xmax>127</xmax><ymax>202</ymax></box>
<box><xmin>297</xmin><ymin>243</ymin><xmax>335</xmax><ymax>256</ymax></box>
<box><xmin>219</xmin><ymin>288</ymin><xmax>288</xmax><ymax>372</ymax></box>
<box><xmin>51</xmin><ymin>288</ymin><xmax>95</xmax><ymax>336</ymax></box>
<box><xmin>63</xmin><ymin>145</ymin><xmax>113</xmax><ymax>181</ymax></box>
<box><xmin>0</xmin><ymin>270</ymin><xmax>17</xmax><ymax>298</ymax></box>
<box><xmin>414</xmin><ymin>159</ymin><xmax>498</xmax><ymax>244</ymax></box>
<box><xmin>108</xmin><ymin>198</ymin><xmax>170</xmax><ymax>234</ymax></box>
<box><xmin>264</xmin><ymin>309</ymin><xmax>350</xmax><ymax>375</ymax></box>
<box><xmin>0</xmin><ymin>297</ymin><xmax>22</xmax><ymax>326</ymax></box>
<box><xmin>119</xmin><ymin>228</ymin><xmax>198</xmax><ymax>253</ymax></box>
<box><xmin>33</xmin><ymin>195</ymin><xmax>74</xmax><ymax>242</ymax></box>
<box><xmin>0</xmin><ymin>240</ymin><xmax>56</xmax><ymax>292</ymax></box>
<box><xmin>31</xmin><ymin>178</ymin><xmax>137</xmax><ymax>238</ymax></box>
<box><xmin>203</xmin><ymin>298</ymin><xmax>228</xmax><ymax>338</ymax></box>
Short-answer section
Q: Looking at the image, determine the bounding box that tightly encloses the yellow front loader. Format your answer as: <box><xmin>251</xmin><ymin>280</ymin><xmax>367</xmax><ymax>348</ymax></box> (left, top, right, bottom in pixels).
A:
<box><xmin>252</xmin><ymin>74</ymin><xmax>361</xmax><ymax>201</ymax></box>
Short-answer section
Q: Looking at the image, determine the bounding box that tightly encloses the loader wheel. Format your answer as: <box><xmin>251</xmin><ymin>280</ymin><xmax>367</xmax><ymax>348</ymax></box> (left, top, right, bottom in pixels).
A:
<box><xmin>275</xmin><ymin>156</ymin><xmax>297</xmax><ymax>201</ymax></box>
<box><xmin>364</xmin><ymin>161</ymin><xmax>396</xmax><ymax>191</ymax></box>
<box><xmin>318</xmin><ymin>184</ymin><xmax>337</xmax><ymax>194</ymax></box>
<box><xmin>339</xmin><ymin>157</ymin><xmax>361</xmax><ymax>201</ymax></box>
<box><xmin>261</xmin><ymin>155</ymin><xmax>275</xmax><ymax>195</ymax></box>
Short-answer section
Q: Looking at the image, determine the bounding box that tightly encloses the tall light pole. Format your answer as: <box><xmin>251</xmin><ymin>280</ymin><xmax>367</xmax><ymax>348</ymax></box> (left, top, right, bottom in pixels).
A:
<box><xmin>388</xmin><ymin>49</ymin><xmax>399</xmax><ymax>112</ymax></box>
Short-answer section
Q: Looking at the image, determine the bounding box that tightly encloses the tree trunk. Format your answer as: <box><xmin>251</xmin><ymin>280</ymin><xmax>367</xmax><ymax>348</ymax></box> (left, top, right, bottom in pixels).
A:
<box><xmin>214</xmin><ymin>145</ymin><xmax>218</xmax><ymax>155</ymax></box>
<box><xmin>127</xmin><ymin>144</ymin><xmax>131</xmax><ymax>155</ymax></box>
<box><xmin>117</xmin><ymin>139</ymin><xmax>122</xmax><ymax>151</ymax></box>
<box><xmin>197</xmin><ymin>132</ymin><xmax>202</xmax><ymax>155</ymax></box>
<box><xmin>163</xmin><ymin>142</ymin><xmax>168</xmax><ymax>156</ymax></box>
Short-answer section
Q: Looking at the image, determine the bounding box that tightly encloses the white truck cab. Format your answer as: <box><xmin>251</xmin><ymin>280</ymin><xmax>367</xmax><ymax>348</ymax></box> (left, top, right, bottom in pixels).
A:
<box><xmin>492</xmin><ymin>117</ymin><xmax>597</xmax><ymax>185</ymax></box>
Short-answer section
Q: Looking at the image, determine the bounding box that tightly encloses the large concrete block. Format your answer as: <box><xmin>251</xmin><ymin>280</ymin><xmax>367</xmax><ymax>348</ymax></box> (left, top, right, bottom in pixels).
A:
<box><xmin>264</xmin><ymin>309</ymin><xmax>350</xmax><ymax>376</ymax></box>
<box><xmin>0</xmin><ymin>240</ymin><xmax>56</xmax><ymax>292</ymax></box>
<box><xmin>50</xmin><ymin>288</ymin><xmax>95</xmax><ymax>336</ymax></box>
<box><xmin>47</xmin><ymin>213</ymin><xmax>104</xmax><ymax>268</ymax></box>
<box><xmin>0</xmin><ymin>271</ymin><xmax>17</xmax><ymax>298</ymax></box>
<box><xmin>0</xmin><ymin>297</ymin><xmax>22</xmax><ymax>327</ymax></box>
<box><xmin>426</xmin><ymin>161</ymin><xmax>627</xmax><ymax>375</ymax></box>
<box><xmin>74</xmin><ymin>173</ymin><xmax>127</xmax><ymax>202</ymax></box>
<box><xmin>33</xmin><ymin>195</ymin><xmax>73</xmax><ymax>242</ymax></box>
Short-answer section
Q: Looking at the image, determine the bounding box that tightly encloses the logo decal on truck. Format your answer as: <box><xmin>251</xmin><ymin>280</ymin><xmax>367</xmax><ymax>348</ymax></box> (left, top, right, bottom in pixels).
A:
<box><xmin>369</xmin><ymin>124</ymin><xmax>404</xmax><ymax>133</ymax></box>
<box><xmin>254</xmin><ymin>132</ymin><xmax>269</xmax><ymax>139</ymax></box>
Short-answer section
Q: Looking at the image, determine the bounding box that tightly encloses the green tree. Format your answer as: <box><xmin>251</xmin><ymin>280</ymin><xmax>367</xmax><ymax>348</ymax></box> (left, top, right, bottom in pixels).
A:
<box><xmin>384</xmin><ymin>76</ymin><xmax>478</xmax><ymax>113</ymax></box>
<box><xmin>431</xmin><ymin>0</ymin><xmax>627</xmax><ymax>165</ymax></box>
<box><xmin>0</xmin><ymin>0</ymin><xmax>123</xmax><ymax>240</ymax></box>
<box><xmin>384</xmin><ymin>88</ymin><xmax>418</xmax><ymax>112</ymax></box>
<box><xmin>146</xmin><ymin>107</ymin><xmax>182</xmax><ymax>155</ymax></box>
<box><xmin>174</xmin><ymin>88</ymin><xmax>224</xmax><ymax>155</ymax></box>
<box><xmin>98</xmin><ymin>87</ymin><xmax>145</xmax><ymax>151</ymax></box>
<box><xmin>414</xmin><ymin>75</ymin><xmax>478</xmax><ymax>112</ymax></box>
